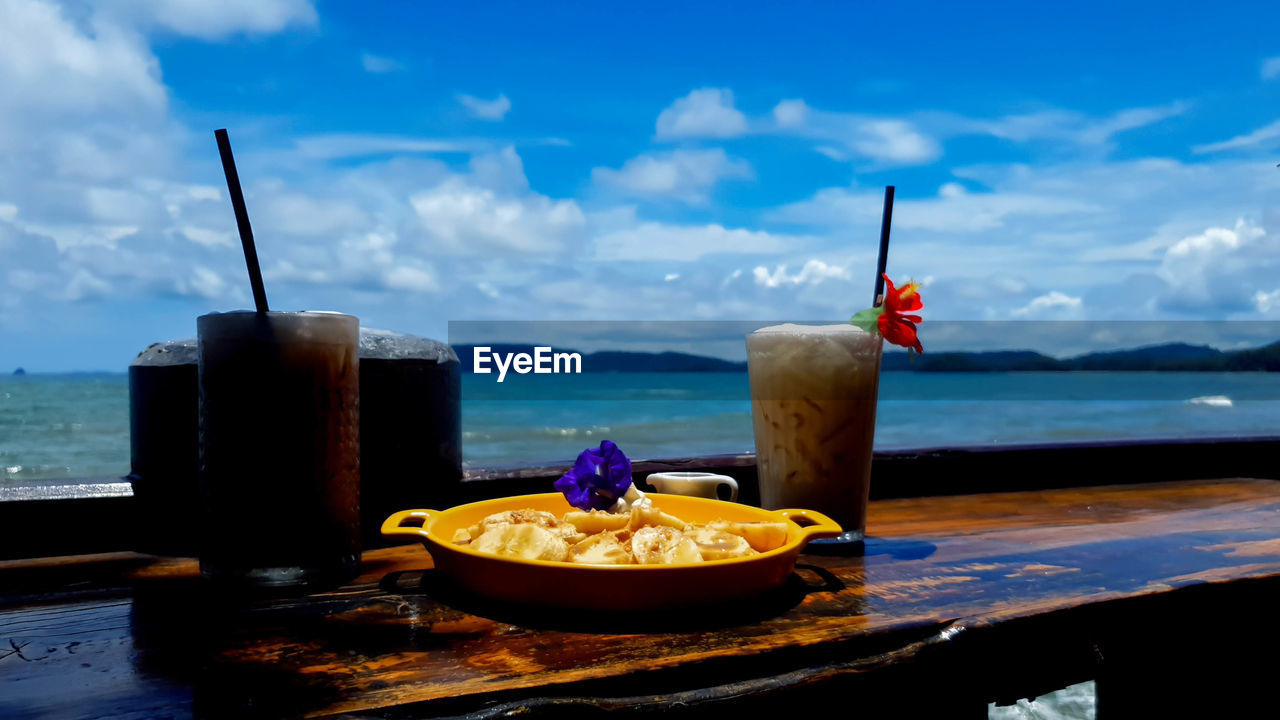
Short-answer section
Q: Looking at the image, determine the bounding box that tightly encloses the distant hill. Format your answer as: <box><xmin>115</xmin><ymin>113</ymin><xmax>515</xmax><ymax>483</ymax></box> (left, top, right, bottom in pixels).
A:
<box><xmin>884</xmin><ymin>340</ymin><xmax>1280</xmax><ymax>372</ymax></box>
<box><xmin>453</xmin><ymin>345</ymin><xmax>746</xmax><ymax>373</ymax></box>
<box><xmin>881</xmin><ymin>350</ymin><xmax>1058</xmax><ymax>372</ymax></box>
<box><xmin>452</xmin><ymin>340</ymin><xmax>1280</xmax><ymax>374</ymax></box>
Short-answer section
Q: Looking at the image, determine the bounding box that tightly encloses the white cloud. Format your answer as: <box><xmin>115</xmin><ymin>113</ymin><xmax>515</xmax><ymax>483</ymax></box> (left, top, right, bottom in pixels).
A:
<box><xmin>764</xmin><ymin>102</ymin><xmax>941</xmax><ymax>165</ymax></box>
<box><xmin>1156</xmin><ymin>219</ymin><xmax>1272</xmax><ymax>309</ymax></box>
<box><xmin>264</xmin><ymin>259</ymin><xmax>328</xmax><ymax>284</ymax></box>
<box><xmin>92</xmin><ymin>0</ymin><xmax>317</xmax><ymax>40</ymax></box>
<box><xmin>181</xmin><ymin>226</ymin><xmax>233</xmax><ymax>248</ymax></box>
<box><xmin>385</xmin><ymin>265</ymin><xmax>438</xmax><ymax>293</ymax></box>
<box><xmin>410</xmin><ymin>179</ymin><xmax>585</xmax><ymax>255</ymax></box>
<box><xmin>772</xmin><ymin>99</ymin><xmax>809</xmax><ymax>128</ymax></box>
<box><xmin>1255</xmin><ymin>288</ymin><xmax>1280</xmax><ymax>313</ymax></box>
<box><xmin>1262</xmin><ymin>57</ymin><xmax>1280</xmax><ymax>80</ymax></box>
<box><xmin>181</xmin><ymin>266</ymin><xmax>226</xmax><ymax>299</ymax></box>
<box><xmin>594</xmin><ymin>223</ymin><xmax>794</xmax><ymax>262</ymax></box>
<box><xmin>756</xmin><ymin>156</ymin><xmax>1280</xmax><ymax>320</ymax></box>
<box><xmin>761</xmin><ymin>99</ymin><xmax>1182</xmax><ymax>166</ymax></box>
<box><xmin>458</xmin><ymin>93</ymin><xmax>512</xmax><ymax>121</ymax></box>
<box><xmin>1164</xmin><ymin>220</ymin><xmax>1259</xmax><ymax>258</ymax></box>
<box><xmin>1011</xmin><ymin>291</ymin><xmax>1083</xmax><ymax>318</ymax></box>
<box><xmin>294</xmin><ymin>134</ymin><xmax>484</xmax><ymax>159</ymax></box>
<box><xmin>256</xmin><ymin>192</ymin><xmax>368</xmax><ymax>237</ymax></box>
<box><xmin>361</xmin><ymin>52</ymin><xmax>403</xmax><ymax>74</ymax></box>
<box><xmin>591</xmin><ymin>149</ymin><xmax>753</xmax><ymax>203</ymax></box>
<box><xmin>814</xmin><ymin>146</ymin><xmax>847</xmax><ymax>162</ymax></box>
<box><xmin>773</xmin><ymin>186</ymin><xmax>1097</xmax><ymax>233</ymax></box>
<box><xmin>852</xmin><ymin>119</ymin><xmax>939</xmax><ymax>164</ymax></box>
<box><xmin>0</xmin><ymin>0</ymin><xmax>167</xmax><ymax>118</ymax></box>
<box><xmin>655</xmin><ymin>88</ymin><xmax>748</xmax><ymax>139</ymax></box>
<box><xmin>1192</xmin><ymin>120</ymin><xmax>1280</xmax><ymax>153</ymax></box>
<box><xmin>753</xmin><ymin>259</ymin><xmax>850</xmax><ymax>288</ymax></box>
<box><xmin>60</xmin><ymin>268</ymin><xmax>112</xmax><ymax>301</ymax></box>
<box><xmin>964</xmin><ymin>103</ymin><xmax>1187</xmax><ymax>148</ymax></box>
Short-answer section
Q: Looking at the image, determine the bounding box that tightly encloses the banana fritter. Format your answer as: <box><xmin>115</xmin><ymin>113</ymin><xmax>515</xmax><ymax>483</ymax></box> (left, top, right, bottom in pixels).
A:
<box><xmin>452</xmin><ymin>503</ymin><xmax>789</xmax><ymax>565</ymax></box>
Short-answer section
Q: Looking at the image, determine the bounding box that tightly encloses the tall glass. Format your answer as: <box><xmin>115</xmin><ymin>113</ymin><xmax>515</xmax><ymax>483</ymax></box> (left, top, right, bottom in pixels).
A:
<box><xmin>197</xmin><ymin>311</ymin><xmax>360</xmax><ymax>587</ymax></box>
<box><xmin>746</xmin><ymin>324</ymin><xmax>882</xmax><ymax>542</ymax></box>
<box><xmin>129</xmin><ymin>339</ymin><xmax>198</xmax><ymax>556</ymax></box>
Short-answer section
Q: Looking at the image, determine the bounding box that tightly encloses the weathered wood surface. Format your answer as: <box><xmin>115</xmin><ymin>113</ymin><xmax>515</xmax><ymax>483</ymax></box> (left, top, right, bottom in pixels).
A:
<box><xmin>1</xmin><ymin>478</ymin><xmax>1278</xmax><ymax>718</ymax></box>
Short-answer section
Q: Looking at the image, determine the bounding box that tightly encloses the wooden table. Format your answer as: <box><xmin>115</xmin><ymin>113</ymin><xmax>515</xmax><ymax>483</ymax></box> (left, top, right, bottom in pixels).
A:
<box><xmin>2</xmin><ymin>477</ymin><xmax>1278</xmax><ymax>718</ymax></box>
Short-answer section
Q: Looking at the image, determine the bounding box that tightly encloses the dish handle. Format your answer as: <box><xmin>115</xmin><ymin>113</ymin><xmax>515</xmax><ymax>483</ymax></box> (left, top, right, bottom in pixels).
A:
<box><xmin>775</xmin><ymin>508</ymin><xmax>844</xmax><ymax>543</ymax></box>
<box><xmin>381</xmin><ymin>509</ymin><xmax>439</xmax><ymax>542</ymax></box>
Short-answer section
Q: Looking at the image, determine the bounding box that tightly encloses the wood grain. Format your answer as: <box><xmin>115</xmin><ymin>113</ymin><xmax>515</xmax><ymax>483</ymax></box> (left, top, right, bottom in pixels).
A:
<box><xmin>0</xmin><ymin>478</ymin><xmax>1277</xmax><ymax>718</ymax></box>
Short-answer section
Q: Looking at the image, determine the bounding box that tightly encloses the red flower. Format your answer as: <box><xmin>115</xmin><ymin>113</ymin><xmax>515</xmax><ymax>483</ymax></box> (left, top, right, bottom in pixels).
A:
<box><xmin>878</xmin><ymin>274</ymin><xmax>923</xmax><ymax>354</ymax></box>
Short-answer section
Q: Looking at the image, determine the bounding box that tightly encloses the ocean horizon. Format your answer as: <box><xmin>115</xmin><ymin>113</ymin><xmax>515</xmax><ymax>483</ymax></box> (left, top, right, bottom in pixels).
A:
<box><xmin>3</xmin><ymin>370</ymin><xmax>1278</xmax><ymax>485</ymax></box>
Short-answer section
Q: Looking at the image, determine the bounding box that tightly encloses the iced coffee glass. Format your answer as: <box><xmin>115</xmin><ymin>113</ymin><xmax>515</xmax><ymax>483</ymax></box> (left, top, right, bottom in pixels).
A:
<box><xmin>197</xmin><ymin>311</ymin><xmax>360</xmax><ymax>587</ymax></box>
<box><xmin>747</xmin><ymin>324</ymin><xmax>882</xmax><ymax>542</ymax></box>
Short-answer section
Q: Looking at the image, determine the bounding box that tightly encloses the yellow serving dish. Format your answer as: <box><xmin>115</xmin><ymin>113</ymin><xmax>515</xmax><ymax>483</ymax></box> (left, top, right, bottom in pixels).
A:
<box><xmin>381</xmin><ymin>493</ymin><xmax>842</xmax><ymax>610</ymax></box>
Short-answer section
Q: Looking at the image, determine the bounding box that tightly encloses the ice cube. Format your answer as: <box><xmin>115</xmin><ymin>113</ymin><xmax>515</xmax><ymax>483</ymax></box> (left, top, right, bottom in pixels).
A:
<box><xmin>131</xmin><ymin>339</ymin><xmax>198</xmax><ymax>366</ymax></box>
<box><xmin>359</xmin><ymin>327</ymin><xmax>458</xmax><ymax>364</ymax></box>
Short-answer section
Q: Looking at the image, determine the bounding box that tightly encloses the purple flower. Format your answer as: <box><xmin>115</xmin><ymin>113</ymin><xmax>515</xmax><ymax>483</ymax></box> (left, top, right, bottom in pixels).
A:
<box><xmin>554</xmin><ymin>440</ymin><xmax>633</xmax><ymax>511</ymax></box>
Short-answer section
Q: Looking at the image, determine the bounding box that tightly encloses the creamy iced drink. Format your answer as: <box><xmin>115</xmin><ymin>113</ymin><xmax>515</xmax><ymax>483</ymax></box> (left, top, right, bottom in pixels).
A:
<box><xmin>746</xmin><ymin>324</ymin><xmax>882</xmax><ymax>542</ymax></box>
<box><xmin>197</xmin><ymin>311</ymin><xmax>360</xmax><ymax>587</ymax></box>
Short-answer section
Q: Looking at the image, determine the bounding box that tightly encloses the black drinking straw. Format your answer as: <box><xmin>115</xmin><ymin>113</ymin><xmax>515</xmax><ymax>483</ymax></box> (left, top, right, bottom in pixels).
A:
<box><xmin>214</xmin><ymin>129</ymin><xmax>270</xmax><ymax>313</ymax></box>
<box><xmin>872</xmin><ymin>185</ymin><xmax>895</xmax><ymax>306</ymax></box>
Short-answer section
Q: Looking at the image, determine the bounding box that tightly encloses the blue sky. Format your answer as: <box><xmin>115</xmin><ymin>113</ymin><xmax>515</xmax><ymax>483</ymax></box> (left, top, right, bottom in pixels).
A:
<box><xmin>2</xmin><ymin>0</ymin><xmax>1280</xmax><ymax>370</ymax></box>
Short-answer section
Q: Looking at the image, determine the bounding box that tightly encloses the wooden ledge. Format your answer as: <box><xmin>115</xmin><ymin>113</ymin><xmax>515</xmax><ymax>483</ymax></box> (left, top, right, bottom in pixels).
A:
<box><xmin>2</xmin><ymin>477</ymin><xmax>1278</xmax><ymax>717</ymax></box>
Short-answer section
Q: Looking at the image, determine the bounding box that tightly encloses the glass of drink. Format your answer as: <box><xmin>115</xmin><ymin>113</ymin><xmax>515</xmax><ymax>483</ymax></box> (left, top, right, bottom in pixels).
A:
<box><xmin>129</xmin><ymin>339</ymin><xmax>199</xmax><ymax>556</ymax></box>
<box><xmin>746</xmin><ymin>324</ymin><xmax>882</xmax><ymax>543</ymax></box>
<box><xmin>197</xmin><ymin>311</ymin><xmax>360</xmax><ymax>588</ymax></box>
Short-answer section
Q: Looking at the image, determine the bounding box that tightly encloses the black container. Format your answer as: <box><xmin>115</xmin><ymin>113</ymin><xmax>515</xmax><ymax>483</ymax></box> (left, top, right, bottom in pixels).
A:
<box><xmin>128</xmin><ymin>340</ymin><xmax>199</xmax><ymax>556</ymax></box>
<box><xmin>128</xmin><ymin>330</ymin><xmax>462</xmax><ymax>555</ymax></box>
<box><xmin>358</xmin><ymin>330</ymin><xmax>462</xmax><ymax>545</ymax></box>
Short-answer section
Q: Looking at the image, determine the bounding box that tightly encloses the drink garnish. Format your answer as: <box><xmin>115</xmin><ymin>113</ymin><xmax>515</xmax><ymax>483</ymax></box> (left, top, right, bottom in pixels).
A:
<box><xmin>849</xmin><ymin>273</ymin><xmax>924</xmax><ymax>353</ymax></box>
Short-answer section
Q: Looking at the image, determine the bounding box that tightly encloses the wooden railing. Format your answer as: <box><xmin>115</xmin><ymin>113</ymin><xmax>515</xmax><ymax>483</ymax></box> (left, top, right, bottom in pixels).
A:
<box><xmin>3</xmin><ymin>435</ymin><xmax>1278</xmax><ymax>560</ymax></box>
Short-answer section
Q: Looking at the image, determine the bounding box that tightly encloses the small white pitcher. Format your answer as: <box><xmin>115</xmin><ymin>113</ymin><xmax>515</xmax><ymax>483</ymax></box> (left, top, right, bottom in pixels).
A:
<box><xmin>645</xmin><ymin>472</ymin><xmax>739</xmax><ymax>502</ymax></box>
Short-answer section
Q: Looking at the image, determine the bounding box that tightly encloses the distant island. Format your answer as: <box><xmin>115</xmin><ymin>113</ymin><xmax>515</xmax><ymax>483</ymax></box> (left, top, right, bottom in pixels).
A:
<box><xmin>453</xmin><ymin>340</ymin><xmax>1280</xmax><ymax>373</ymax></box>
<box><xmin>12</xmin><ymin>367</ymin><xmax>25</xmax><ymax>376</ymax></box>
<box><xmin>455</xmin><ymin>345</ymin><xmax>745</xmax><ymax>373</ymax></box>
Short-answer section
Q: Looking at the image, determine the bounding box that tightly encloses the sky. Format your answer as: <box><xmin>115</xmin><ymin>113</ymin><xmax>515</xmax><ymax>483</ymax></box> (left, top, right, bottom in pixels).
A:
<box><xmin>2</xmin><ymin>0</ymin><xmax>1280</xmax><ymax>370</ymax></box>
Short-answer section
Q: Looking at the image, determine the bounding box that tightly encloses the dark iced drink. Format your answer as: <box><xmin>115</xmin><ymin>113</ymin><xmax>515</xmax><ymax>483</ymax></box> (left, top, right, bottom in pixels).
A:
<box><xmin>129</xmin><ymin>339</ymin><xmax>198</xmax><ymax>555</ymax></box>
<box><xmin>197</xmin><ymin>311</ymin><xmax>360</xmax><ymax>588</ymax></box>
<box><xmin>358</xmin><ymin>330</ymin><xmax>461</xmax><ymax>545</ymax></box>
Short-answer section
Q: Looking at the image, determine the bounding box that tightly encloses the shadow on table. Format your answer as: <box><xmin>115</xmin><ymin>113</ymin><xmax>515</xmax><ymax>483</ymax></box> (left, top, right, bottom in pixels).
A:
<box><xmin>379</xmin><ymin>562</ymin><xmax>851</xmax><ymax>633</ymax></box>
<box><xmin>117</xmin><ymin>557</ymin><xmax>865</xmax><ymax>717</ymax></box>
<box><xmin>800</xmin><ymin>535</ymin><xmax>937</xmax><ymax>561</ymax></box>
<box><xmin>862</xmin><ymin>536</ymin><xmax>938</xmax><ymax>561</ymax></box>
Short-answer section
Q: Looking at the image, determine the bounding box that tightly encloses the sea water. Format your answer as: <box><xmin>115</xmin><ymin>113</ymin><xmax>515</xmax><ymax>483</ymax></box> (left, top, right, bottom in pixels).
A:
<box><xmin>2</xmin><ymin>371</ymin><xmax>1279</xmax><ymax>482</ymax></box>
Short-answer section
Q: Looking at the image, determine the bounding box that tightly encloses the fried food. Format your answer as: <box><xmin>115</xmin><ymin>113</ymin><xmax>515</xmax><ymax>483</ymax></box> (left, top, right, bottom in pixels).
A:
<box><xmin>631</xmin><ymin>526</ymin><xmax>703</xmax><ymax>565</ymax></box>
<box><xmin>470</xmin><ymin>523</ymin><xmax>570</xmax><ymax>562</ymax></box>
<box><xmin>627</xmin><ymin>503</ymin><xmax>689</xmax><ymax>532</ymax></box>
<box><xmin>454</xmin><ymin>505</ymin><xmax>790</xmax><ymax>565</ymax></box>
<box><xmin>568</xmin><ymin>530</ymin><xmax>634</xmax><ymax>565</ymax></box>
<box><xmin>684</xmin><ymin>526</ymin><xmax>756</xmax><ymax>560</ymax></box>
<box><xmin>456</xmin><ymin>508</ymin><xmax>584</xmax><ymax>546</ymax></box>
<box><xmin>563</xmin><ymin>510</ymin><xmax>629</xmax><ymax>534</ymax></box>
<box><xmin>708</xmin><ymin>521</ymin><xmax>789</xmax><ymax>553</ymax></box>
